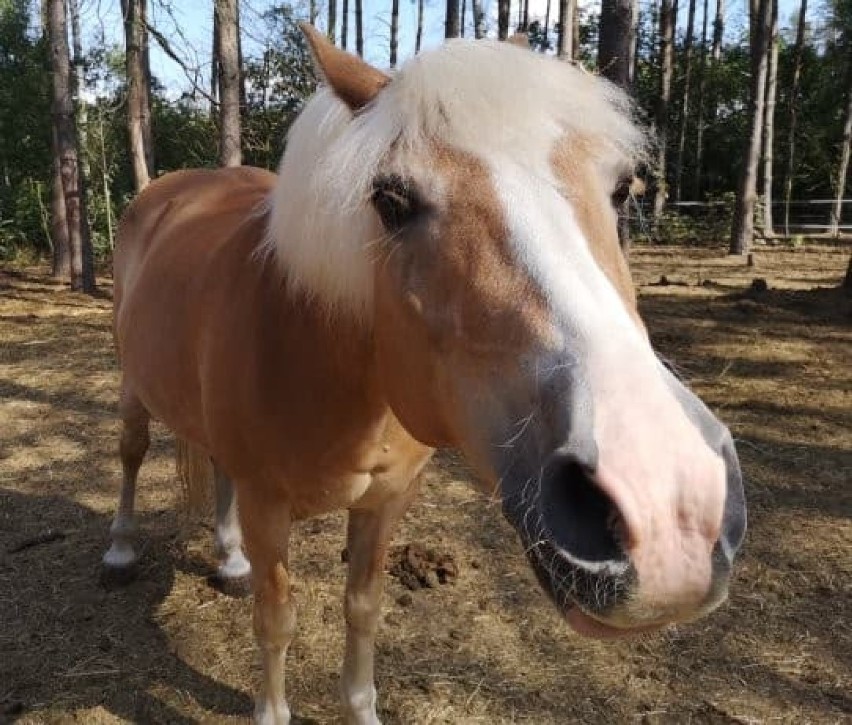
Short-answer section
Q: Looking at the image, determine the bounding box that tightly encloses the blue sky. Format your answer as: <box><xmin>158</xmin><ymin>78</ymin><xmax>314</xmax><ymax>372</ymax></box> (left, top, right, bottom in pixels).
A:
<box><xmin>77</xmin><ymin>0</ymin><xmax>809</xmax><ymax>94</ymax></box>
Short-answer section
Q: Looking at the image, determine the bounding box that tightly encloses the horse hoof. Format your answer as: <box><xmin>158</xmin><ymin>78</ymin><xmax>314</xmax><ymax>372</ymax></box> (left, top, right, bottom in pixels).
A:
<box><xmin>208</xmin><ymin>572</ymin><xmax>252</xmax><ymax>598</ymax></box>
<box><xmin>100</xmin><ymin>562</ymin><xmax>139</xmax><ymax>588</ymax></box>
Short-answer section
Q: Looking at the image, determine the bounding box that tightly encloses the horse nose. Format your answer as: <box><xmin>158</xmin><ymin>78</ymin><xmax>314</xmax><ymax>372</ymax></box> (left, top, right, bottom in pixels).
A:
<box><xmin>537</xmin><ymin>449</ymin><xmax>630</xmax><ymax>570</ymax></box>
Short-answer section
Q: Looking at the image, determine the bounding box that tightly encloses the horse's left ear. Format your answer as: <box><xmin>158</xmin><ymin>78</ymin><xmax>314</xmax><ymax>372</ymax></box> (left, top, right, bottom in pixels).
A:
<box><xmin>299</xmin><ymin>22</ymin><xmax>391</xmax><ymax>111</ymax></box>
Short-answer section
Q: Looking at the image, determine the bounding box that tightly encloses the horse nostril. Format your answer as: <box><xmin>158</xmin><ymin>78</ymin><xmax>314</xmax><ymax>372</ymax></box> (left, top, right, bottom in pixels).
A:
<box><xmin>539</xmin><ymin>456</ymin><xmax>628</xmax><ymax>566</ymax></box>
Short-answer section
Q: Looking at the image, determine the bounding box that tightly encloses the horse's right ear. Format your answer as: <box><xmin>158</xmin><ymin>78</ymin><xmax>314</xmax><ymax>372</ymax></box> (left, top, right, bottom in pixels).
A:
<box><xmin>299</xmin><ymin>23</ymin><xmax>391</xmax><ymax>111</ymax></box>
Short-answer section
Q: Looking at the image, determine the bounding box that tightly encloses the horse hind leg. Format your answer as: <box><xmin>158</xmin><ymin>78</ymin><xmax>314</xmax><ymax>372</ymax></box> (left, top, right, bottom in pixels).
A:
<box><xmin>209</xmin><ymin>465</ymin><xmax>252</xmax><ymax>597</ymax></box>
<box><xmin>101</xmin><ymin>385</ymin><xmax>150</xmax><ymax>583</ymax></box>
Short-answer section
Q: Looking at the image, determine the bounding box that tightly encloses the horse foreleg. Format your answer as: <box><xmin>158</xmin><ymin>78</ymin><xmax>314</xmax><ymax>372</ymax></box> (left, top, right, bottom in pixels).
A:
<box><xmin>102</xmin><ymin>386</ymin><xmax>150</xmax><ymax>579</ymax></box>
<box><xmin>211</xmin><ymin>465</ymin><xmax>252</xmax><ymax>595</ymax></box>
<box><xmin>340</xmin><ymin>486</ymin><xmax>419</xmax><ymax>725</ymax></box>
<box><xmin>239</xmin><ymin>490</ymin><xmax>296</xmax><ymax>725</ymax></box>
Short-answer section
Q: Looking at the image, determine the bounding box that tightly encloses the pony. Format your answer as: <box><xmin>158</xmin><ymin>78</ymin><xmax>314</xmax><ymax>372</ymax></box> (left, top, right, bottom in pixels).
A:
<box><xmin>102</xmin><ymin>25</ymin><xmax>746</xmax><ymax>725</ymax></box>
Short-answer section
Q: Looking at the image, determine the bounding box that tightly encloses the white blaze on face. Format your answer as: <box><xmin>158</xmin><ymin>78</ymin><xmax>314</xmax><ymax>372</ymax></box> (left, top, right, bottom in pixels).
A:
<box><xmin>488</xmin><ymin>158</ymin><xmax>728</xmax><ymax>618</ymax></box>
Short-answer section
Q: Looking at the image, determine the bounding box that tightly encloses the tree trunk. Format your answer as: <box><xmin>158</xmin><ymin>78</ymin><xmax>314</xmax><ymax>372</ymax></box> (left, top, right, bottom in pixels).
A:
<box><xmin>68</xmin><ymin>0</ymin><xmax>89</xmax><ymax>196</ymax></box>
<box><xmin>829</xmin><ymin>79</ymin><xmax>852</xmax><ymax>237</ymax></box>
<box><xmin>729</xmin><ymin>0</ymin><xmax>771</xmax><ymax>255</ymax></box>
<box><xmin>461</xmin><ymin>0</ymin><xmax>466</xmax><ymax>36</ymax></box>
<box><xmin>310</xmin><ymin>0</ymin><xmax>318</xmax><ymax>25</ymax></box>
<box><xmin>652</xmin><ymin>0</ymin><xmax>676</xmax><ymax>219</ymax></box>
<box><xmin>341</xmin><ymin>0</ymin><xmax>348</xmax><ymax>50</ymax></box>
<box><xmin>391</xmin><ymin>0</ymin><xmax>400</xmax><ymax>66</ymax></box>
<box><xmin>521</xmin><ymin>0</ymin><xmax>529</xmax><ymax>31</ymax></box>
<box><xmin>416</xmin><ymin>0</ymin><xmax>425</xmax><ymax>51</ymax></box>
<box><xmin>693</xmin><ymin>0</ymin><xmax>709</xmax><ymax>198</ymax></box>
<box><xmin>215</xmin><ymin>0</ymin><xmax>241</xmax><ymax>167</ymax></box>
<box><xmin>598</xmin><ymin>0</ymin><xmax>633</xmax><ymax>87</ymax></box>
<box><xmin>498</xmin><ymin>0</ymin><xmax>510</xmax><ymax>40</ymax></box>
<box><xmin>50</xmin><ymin>139</ymin><xmax>70</xmax><ymax>278</ymax></box>
<box><xmin>355</xmin><ymin>0</ymin><xmax>363</xmax><ymax>56</ymax></box>
<box><xmin>446</xmin><ymin>0</ymin><xmax>460</xmax><ymax>37</ymax></box>
<box><xmin>572</xmin><ymin>0</ymin><xmax>580</xmax><ymax>59</ymax></box>
<box><xmin>98</xmin><ymin>110</ymin><xmax>114</xmax><ymax>249</ymax></box>
<box><xmin>673</xmin><ymin>0</ymin><xmax>696</xmax><ymax>202</ymax></box>
<box><xmin>557</xmin><ymin>0</ymin><xmax>574</xmax><ymax>58</ymax></box>
<box><xmin>711</xmin><ymin>0</ymin><xmax>723</xmax><ymax>60</ymax></box>
<box><xmin>472</xmin><ymin>0</ymin><xmax>485</xmax><ymax>38</ymax></box>
<box><xmin>544</xmin><ymin>0</ymin><xmax>552</xmax><ymax>50</ymax></box>
<box><xmin>760</xmin><ymin>0</ymin><xmax>778</xmax><ymax>236</ymax></box>
<box><xmin>628</xmin><ymin>0</ymin><xmax>639</xmax><ymax>85</ymax></box>
<box><xmin>783</xmin><ymin>0</ymin><xmax>807</xmax><ymax>235</ymax></box>
<box><xmin>48</xmin><ymin>0</ymin><xmax>95</xmax><ymax>292</ymax></box>
<box><xmin>328</xmin><ymin>0</ymin><xmax>336</xmax><ymax>43</ymax></box>
<box><xmin>598</xmin><ymin>0</ymin><xmax>636</xmax><ymax>250</ymax></box>
<box><xmin>211</xmin><ymin>8</ymin><xmax>219</xmax><ymax>107</ymax></box>
<box><xmin>122</xmin><ymin>0</ymin><xmax>153</xmax><ymax>192</ymax></box>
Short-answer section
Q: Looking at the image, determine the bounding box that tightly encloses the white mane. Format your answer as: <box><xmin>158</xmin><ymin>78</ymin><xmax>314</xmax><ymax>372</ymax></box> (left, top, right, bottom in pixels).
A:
<box><xmin>265</xmin><ymin>40</ymin><xmax>647</xmax><ymax>322</ymax></box>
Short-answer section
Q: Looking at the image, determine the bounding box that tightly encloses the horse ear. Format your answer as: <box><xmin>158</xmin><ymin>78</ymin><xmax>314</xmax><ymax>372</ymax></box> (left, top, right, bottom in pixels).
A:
<box><xmin>299</xmin><ymin>22</ymin><xmax>391</xmax><ymax>111</ymax></box>
<box><xmin>507</xmin><ymin>33</ymin><xmax>530</xmax><ymax>49</ymax></box>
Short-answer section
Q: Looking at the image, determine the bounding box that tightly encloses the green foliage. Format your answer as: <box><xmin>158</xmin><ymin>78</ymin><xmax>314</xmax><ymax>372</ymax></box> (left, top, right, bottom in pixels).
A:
<box><xmin>633</xmin><ymin>193</ymin><xmax>736</xmax><ymax>245</ymax></box>
<box><xmin>0</xmin><ymin>0</ymin><xmax>52</xmax><ymax>256</ymax></box>
<box><xmin>0</xmin><ymin>0</ymin><xmax>849</xmax><ymax>263</ymax></box>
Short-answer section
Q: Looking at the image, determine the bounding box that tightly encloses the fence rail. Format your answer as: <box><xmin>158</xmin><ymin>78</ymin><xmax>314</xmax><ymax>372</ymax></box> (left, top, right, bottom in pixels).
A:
<box><xmin>643</xmin><ymin>198</ymin><xmax>852</xmax><ymax>235</ymax></box>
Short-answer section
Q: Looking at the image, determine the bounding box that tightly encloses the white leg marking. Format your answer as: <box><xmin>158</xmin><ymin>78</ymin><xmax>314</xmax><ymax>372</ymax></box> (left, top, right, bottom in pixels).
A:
<box><xmin>213</xmin><ymin>467</ymin><xmax>251</xmax><ymax>579</ymax></box>
<box><xmin>340</xmin><ymin>490</ymin><xmax>418</xmax><ymax>725</ymax></box>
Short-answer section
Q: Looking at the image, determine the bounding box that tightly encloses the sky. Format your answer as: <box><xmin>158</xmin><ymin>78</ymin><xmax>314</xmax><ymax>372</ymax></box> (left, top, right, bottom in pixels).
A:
<box><xmin>75</xmin><ymin>0</ymin><xmax>811</xmax><ymax>95</ymax></box>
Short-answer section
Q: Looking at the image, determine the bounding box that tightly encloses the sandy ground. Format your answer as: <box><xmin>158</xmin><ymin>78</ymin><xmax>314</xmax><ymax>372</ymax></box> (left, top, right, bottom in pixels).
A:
<box><xmin>0</xmin><ymin>244</ymin><xmax>850</xmax><ymax>724</ymax></box>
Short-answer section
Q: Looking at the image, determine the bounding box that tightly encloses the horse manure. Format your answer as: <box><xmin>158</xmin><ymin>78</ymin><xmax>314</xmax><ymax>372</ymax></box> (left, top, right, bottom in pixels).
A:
<box><xmin>388</xmin><ymin>543</ymin><xmax>459</xmax><ymax>590</ymax></box>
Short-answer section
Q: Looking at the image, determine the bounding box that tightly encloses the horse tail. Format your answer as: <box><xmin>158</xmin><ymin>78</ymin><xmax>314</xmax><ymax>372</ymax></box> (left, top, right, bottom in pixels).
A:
<box><xmin>175</xmin><ymin>438</ymin><xmax>213</xmax><ymax>517</ymax></box>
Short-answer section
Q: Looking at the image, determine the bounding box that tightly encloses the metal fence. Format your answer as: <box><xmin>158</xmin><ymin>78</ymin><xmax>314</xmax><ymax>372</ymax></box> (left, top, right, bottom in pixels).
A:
<box><xmin>658</xmin><ymin>198</ymin><xmax>852</xmax><ymax>236</ymax></box>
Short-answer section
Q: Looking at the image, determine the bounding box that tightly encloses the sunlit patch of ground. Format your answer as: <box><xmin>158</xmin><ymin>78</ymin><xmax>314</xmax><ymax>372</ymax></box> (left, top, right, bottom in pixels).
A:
<box><xmin>1</xmin><ymin>245</ymin><xmax>850</xmax><ymax>724</ymax></box>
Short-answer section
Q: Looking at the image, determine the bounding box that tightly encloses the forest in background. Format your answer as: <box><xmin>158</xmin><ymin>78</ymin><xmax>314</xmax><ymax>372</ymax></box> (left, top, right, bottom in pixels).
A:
<box><xmin>0</xmin><ymin>0</ymin><xmax>850</xmax><ymax>293</ymax></box>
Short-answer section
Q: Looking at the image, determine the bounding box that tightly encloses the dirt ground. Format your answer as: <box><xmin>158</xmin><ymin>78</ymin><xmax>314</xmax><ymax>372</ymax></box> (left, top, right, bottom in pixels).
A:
<box><xmin>1</xmin><ymin>244</ymin><xmax>850</xmax><ymax>724</ymax></box>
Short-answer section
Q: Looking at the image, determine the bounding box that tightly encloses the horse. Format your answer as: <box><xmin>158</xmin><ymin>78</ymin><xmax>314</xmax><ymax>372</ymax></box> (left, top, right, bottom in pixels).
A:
<box><xmin>102</xmin><ymin>24</ymin><xmax>746</xmax><ymax>725</ymax></box>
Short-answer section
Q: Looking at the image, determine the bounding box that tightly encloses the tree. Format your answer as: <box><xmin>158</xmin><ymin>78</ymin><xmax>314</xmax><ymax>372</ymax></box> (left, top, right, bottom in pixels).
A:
<box><xmin>215</xmin><ymin>0</ymin><xmax>241</xmax><ymax>167</ymax></box>
<box><xmin>122</xmin><ymin>0</ymin><xmax>153</xmax><ymax>191</ymax></box>
<box><xmin>446</xmin><ymin>0</ymin><xmax>460</xmax><ymax>38</ymax></box>
<box><xmin>692</xmin><ymin>0</ymin><xmax>709</xmax><ymax>198</ymax></box>
<box><xmin>355</xmin><ymin>0</ymin><xmax>363</xmax><ymax>56</ymax></box>
<box><xmin>760</xmin><ymin>0</ymin><xmax>778</xmax><ymax>236</ymax></box>
<box><xmin>416</xmin><ymin>0</ymin><xmax>425</xmax><ymax>50</ymax></box>
<box><xmin>498</xmin><ymin>0</ymin><xmax>509</xmax><ymax>40</ymax></box>
<box><xmin>673</xmin><ymin>0</ymin><xmax>696</xmax><ymax>201</ymax></box>
<box><xmin>652</xmin><ymin>0</ymin><xmax>676</xmax><ymax>218</ymax></box>
<box><xmin>391</xmin><ymin>0</ymin><xmax>399</xmax><ymax>66</ymax></box>
<box><xmin>729</xmin><ymin>0</ymin><xmax>772</xmax><ymax>254</ymax></box>
<box><xmin>782</xmin><ymin>0</ymin><xmax>807</xmax><ymax>235</ymax></box>
<box><xmin>341</xmin><ymin>0</ymin><xmax>348</xmax><ymax>50</ymax></box>
<box><xmin>327</xmin><ymin>0</ymin><xmax>336</xmax><ymax>43</ymax></box>
<box><xmin>599</xmin><ymin>0</ymin><xmax>636</xmax><ymax>248</ymax></box>
<box><xmin>711</xmin><ymin>0</ymin><xmax>723</xmax><ymax>60</ymax></box>
<box><xmin>471</xmin><ymin>0</ymin><xmax>485</xmax><ymax>39</ymax></box>
<box><xmin>829</xmin><ymin>77</ymin><xmax>852</xmax><ymax>236</ymax></box>
<box><xmin>557</xmin><ymin>0</ymin><xmax>575</xmax><ymax>58</ymax></box>
<box><xmin>47</xmin><ymin>0</ymin><xmax>94</xmax><ymax>292</ymax></box>
<box><xmin>598</xmin><ymin>0</ymin><xmax>634</xmax><ymax>86</ymax></box>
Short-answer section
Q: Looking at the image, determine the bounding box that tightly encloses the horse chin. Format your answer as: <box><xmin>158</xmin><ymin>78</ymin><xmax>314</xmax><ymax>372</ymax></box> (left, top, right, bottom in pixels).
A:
<box><xmin>563</xmin><ymin>606</ymin><xmax>663</xmax><ymax>640</ymax></box>
<box><xmin>517</xmin><ymin>527</ymin><xmax>659</xmax><ymax>640</ymax></box>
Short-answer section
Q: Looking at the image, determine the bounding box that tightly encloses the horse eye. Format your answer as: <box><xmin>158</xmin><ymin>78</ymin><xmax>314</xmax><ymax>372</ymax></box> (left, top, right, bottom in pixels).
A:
<box><xmin>612</xmin><ymin>178</ymin><xmax>632</xmax><ymax>207</ymax></box>
<box><xmin>371</xmin><ymin>175</ymin><xmax>422</xmax><ymax>231</ymax></box>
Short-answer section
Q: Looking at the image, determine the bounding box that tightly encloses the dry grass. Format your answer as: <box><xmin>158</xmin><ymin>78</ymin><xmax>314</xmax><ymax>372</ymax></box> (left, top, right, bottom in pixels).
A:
<box><xmin>1</xmin><ymin>244</ymin><xmax>850</xmax><ymax>724</ymax></box>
